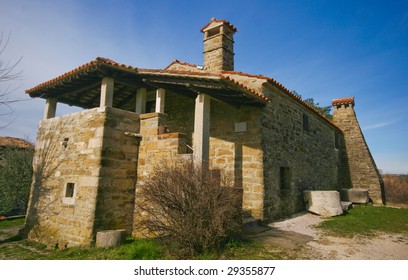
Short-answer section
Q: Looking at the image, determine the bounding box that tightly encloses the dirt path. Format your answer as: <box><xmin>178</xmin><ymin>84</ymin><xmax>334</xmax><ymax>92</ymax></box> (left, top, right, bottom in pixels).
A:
<box><xmin>253</xmin><ymin>212</ymin><xmax>408</xmax><ymax>260</ymax></box>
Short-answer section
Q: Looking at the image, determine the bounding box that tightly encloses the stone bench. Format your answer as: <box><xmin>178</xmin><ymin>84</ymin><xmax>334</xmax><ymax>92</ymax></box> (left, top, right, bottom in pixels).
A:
<box><xmin>303</xmin><ymin>190</ymin><xmax>343</xmax><ymax>217</ymax></box>
<box><xmin>340</xmin><ymin>188</ymin><xmax>369</xmax><ymax>204</ymax></box>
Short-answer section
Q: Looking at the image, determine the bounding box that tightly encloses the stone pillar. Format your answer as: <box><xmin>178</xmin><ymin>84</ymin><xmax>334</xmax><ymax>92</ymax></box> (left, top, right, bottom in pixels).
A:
<box><xmin>135</xmin><ymin>88</ymin><xmax>147</xmax><ymax>114</ymax></box>
<box><xmin>193</xmin><ymin>93</ymin><xmax>210</xmax><ymax>166</ymax></box>
<box><xmin>155</xmin><ymin>88</ymin><xmax>165</xmax><ymax>113</ymax></box>
<box><xmin>332</xmin><ymin>97</ymin><xmax>385</xmax><ymax>204</ymax></box>
<box><xmin>100</xmin><ymin>77</ymin><xmax>114</xmax><ymax>108</ymax></box>
<box><xmin>43</xmin><ymin>98</ymin><xmax>57</xmax><ymax>120</ymax></box>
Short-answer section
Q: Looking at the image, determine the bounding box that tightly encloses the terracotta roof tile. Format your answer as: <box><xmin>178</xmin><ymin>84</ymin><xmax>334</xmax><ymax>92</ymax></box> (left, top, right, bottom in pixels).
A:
<box><xmin>332</xmin><ymin>97</ymin><xmax>355</xmax><ymax>106</ymax></box>
<box><xmin>164</xmin><ymin>59</ymin><xmax>201</xmax><ymax>70</ymax></box>
<box><xmin>223</xmin><ymin>76</ymin><xmax>270</xmax><ymax>103</ymax></box>
<box><xmin>0</xmin><ymin>137</ymin><xmax>34</xmax><ymax>149</ymax></box>
<box><xmin>25</xmin><ymin>56</ymin><xmax>337</xmax><ymax>128</ymax></box>
<box><xmin>200</xmin><ymin>18</ymin><xmax>238</xmax><ymax>33</ymax></box>
<box><xmin>138</xmin><ymin>68</ymin><xmax>220</xmax><ymax>78</ymax></box>
<box><xmin>26</xmin><ymin>57</ymin><xmax>138</xmax><ymax>94</ymax></box>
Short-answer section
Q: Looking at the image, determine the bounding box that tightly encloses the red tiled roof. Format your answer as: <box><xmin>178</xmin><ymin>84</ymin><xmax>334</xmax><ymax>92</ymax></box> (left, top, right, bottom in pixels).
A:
<box><xmin>25</xmin><ymin>56</ymin><xmax>336</xmax><ymax>127</ymax></box>
<box><xmin>164</xmin><ymin>59</ymin><xmax>201</xmax><ymax>70</ymax></box>
<box><xmin>26</xmin><ymin>57</ymin><xmax>139</xmax><ymax>94</ymax></box>
<box><xmin>221</xmin><ymin>71</ymin><xmax>270</xmax><ymax>80</ymax></box>
<box><xmin>223</xmin><ymin>76</ymin><xmax>270</xmax><ymax>103</ymax></box>
<box><xmin>332</xmin><ymin>97</ymin><xmax>355</xmax><ymax>106</ymax></box>
<box><xmin>0</xmin><ymin>137</ymin><xmax>34</xmax><ymax>149</ymax></box>
<box><xmin>221</xmin><ymin>70</ymin><xmax>336</xmax><ymax>126</ymax></box>
<box><xmin>200</xmin><ymin>18</ymin><xmax>238</xmax><ymax>33</ymax></box>
<box><xmin>138</xmin><ymin>68</ymin><xmax>220</xmax><ymax>78</ymax></box>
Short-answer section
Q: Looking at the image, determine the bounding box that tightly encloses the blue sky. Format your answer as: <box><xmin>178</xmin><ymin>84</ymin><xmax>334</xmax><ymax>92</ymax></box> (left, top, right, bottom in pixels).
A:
<box><xmin>1</xmin><ymin>0</ymin><xmax>407</xmax><ymax>173</ymax></box>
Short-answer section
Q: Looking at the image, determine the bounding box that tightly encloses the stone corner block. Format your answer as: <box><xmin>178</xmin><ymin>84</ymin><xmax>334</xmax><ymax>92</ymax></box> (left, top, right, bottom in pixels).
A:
<box><xmin>340</xmin><ymin>188</ymin><xmax>369</xmax><ymax>204</ymax></box>
<box><xmin>303</xmin><ymin>190</ymin><xmax>343</xmax><ymax>217</ymax></box>
<box><xmin>95</xmin><ymin>229</ymin><xmax>127</xmax><ymax>248</ymax></box>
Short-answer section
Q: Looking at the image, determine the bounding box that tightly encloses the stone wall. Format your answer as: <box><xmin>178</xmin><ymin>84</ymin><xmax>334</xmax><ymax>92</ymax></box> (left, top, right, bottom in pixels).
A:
<box><xmin>132</xmin><ymin>112</ymin><xmax>189</xmax><ymax>235</ymax></box>
<box><xmin>261</xmin><ymin>86</ymin><xmax>340</xmax><ymax>221</ymax></box>
<box><xmin>210</xmin><ymin>100</ymin><xmax>264</xmax><ymax>219</ymax></box>
<box><xmin>332</xmin><ymin>100</ymin><xmax>384</xmax><ymax>204</ymax></box>
<box><xmin>164</xmin><ymin>91</ymin><xmax>195</xmax><ymax>148</ymax></box>
<box><xmin>203</xmin><ymin>33</ymin><xmax>234</xmax><ymax>71</ymax></box>
<box><xmin>93</xmin><ymin>108</ymin><xmax>140</xmax><ymax>233</ymax></box>
<box><xmin>23</xmin><ymin>107</ymin><xmax>140</xmax><ymax>247</ymax></box>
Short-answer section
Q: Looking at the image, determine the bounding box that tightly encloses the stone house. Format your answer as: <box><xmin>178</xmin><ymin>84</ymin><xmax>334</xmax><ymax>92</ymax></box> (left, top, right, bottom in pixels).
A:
<box><xmin>22</xmin><ymin>18</ymin><xmax>384</xmax><ymax>247</ymax></box>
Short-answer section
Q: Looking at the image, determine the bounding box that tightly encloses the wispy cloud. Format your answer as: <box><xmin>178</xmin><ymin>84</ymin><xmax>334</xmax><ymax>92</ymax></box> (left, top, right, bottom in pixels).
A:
<box><xmin>363</xmin><ymin>119</ymin><xmax>401</xmax><ymax>131</ymax></box>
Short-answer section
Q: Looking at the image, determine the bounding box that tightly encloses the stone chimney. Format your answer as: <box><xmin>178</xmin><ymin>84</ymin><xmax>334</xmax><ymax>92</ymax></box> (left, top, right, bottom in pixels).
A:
<box><xmin>332</xmin><ymin>97</ymin><xmax>385</xmax><ymax>204</ymax></box>
<box><xmin>200</xmin><ymin>18</ymin><xmax>237</xmax><ymax>72</ymax></box>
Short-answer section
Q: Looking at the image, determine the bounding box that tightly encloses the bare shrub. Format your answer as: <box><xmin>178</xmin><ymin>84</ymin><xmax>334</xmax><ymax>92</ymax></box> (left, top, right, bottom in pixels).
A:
<box><xmin>137</xmin><ymin>159</ymin><xmax>242</xmax><ymax>257</ymax></box>
<box><xmin>383</xmin><ymin>174</ymin><xmax>408</xmax><ymax>206</ymax></box>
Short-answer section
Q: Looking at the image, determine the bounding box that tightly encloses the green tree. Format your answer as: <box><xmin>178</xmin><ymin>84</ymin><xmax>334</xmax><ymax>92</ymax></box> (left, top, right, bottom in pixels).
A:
<box><xmin>292</xmin><ymin>91</ymin><xmax>333</xmax><ymax>120</ymax></box>
<box><xmin>0</xmin><ymin>147</ymin><xmax>34</xmax><ymax>214</ymax></box>
<box><xmin>304</xmin><ymin>98</ymin><xmax>333</xmax><ymax>120</ymax></box>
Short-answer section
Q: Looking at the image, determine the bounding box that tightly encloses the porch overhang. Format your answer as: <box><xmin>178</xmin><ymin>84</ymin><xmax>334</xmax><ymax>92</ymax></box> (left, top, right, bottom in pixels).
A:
<box><xmin>26</xmin><ymin>57</ymin><xmax>268</xmax><ymax>111</ymax></box>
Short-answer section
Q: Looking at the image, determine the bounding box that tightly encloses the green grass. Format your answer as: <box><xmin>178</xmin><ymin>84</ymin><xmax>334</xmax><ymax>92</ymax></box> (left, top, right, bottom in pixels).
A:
<box><xmin>2</xmin><ymin>205</ymin><xmax>407</xmax><ymax>259</ymax></box>
<box><xmin>317</xmin><ymin>205</ymin><xmax>408</xmax><ymax>237</ymax></box>
<box><xmin>41</xmin><ymin>238</ymin><xmax>166</xmax><ymax>260</ymax></box>
<box><xmin>0</xmin><ymin>217</ymin><xmax>25</xmax><ymax>229</ymax></box>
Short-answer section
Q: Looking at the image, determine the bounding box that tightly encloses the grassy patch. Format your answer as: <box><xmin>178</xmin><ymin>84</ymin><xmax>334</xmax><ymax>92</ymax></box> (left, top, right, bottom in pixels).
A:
<box><xmin>317</xmin><ymin>205</ymin><xmax>408</xmax><ymax>237</ymax></box>
<box><xmin>42</xmin><ymin>238</ymin><xmax>166</xmax><ymax>260</ymax></box>
<box><xmin>0</xmin><ymin>217</ymin><xmax>25</xmax><ymax>229</ymax></box>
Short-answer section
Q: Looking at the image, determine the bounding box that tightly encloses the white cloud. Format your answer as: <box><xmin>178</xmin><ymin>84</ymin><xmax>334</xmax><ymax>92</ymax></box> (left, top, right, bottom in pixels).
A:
<box><xmin>363</xmin><ymin>119</ymin><xmax>401</xmax><ymax>131</ymax></box>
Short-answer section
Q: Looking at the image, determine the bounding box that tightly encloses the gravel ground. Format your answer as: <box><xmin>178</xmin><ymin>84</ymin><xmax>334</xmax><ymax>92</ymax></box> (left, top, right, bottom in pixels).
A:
<box><xmin>265</xmin><ymin>212</ymin><xmax>408</xmax><ymax>260</ymax></box>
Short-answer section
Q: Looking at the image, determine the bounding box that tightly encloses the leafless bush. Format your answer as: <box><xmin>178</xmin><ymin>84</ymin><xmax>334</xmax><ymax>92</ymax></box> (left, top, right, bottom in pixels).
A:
<box><xmin>383</xmin><ymin>174</ymin><xmax>408</xmax><ymax>206</ymax></box>
<box><xmin>137</xmin><ymin>159</ymin><xmax>242</xmax><ymax>258</ymax></box>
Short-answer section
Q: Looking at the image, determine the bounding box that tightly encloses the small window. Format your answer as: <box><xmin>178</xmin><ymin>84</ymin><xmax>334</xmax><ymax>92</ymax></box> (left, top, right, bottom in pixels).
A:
<box><xmin>334</xmin><ymin>132</ymin><xmax>340</xmax><ymax>149</ymax></box>
<box><xmin>303</xmin><ymin>114</ymin><xmax>309</xmax><ymax>131</ymax></box>
<box><xmin>280</xmin><ymin>167</ymin><xmax>291</xmax><ymax>190</ymax></box>
<box><xmin>63</xmin><ymin>183</ymin><xmax>76</xmax><ymax>205</ymax></box>
<box><xmin>65</xmin><ymin>183</ymin><xmax>75</xmax><ymax>198</ymax></box>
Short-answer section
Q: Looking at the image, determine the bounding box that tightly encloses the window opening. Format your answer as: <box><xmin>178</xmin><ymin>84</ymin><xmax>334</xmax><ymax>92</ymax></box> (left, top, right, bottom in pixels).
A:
<box><xmin>280</xmin><ymin>167</ymin><xmax>291</xmax><ymax>190</ymax></box>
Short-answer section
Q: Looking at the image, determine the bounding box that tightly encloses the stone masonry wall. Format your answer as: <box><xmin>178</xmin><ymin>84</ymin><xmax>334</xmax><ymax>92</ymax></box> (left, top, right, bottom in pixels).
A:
<box><xmin>210</xmin><ymin>100</ymin><xmax>264</xmax><ymax>219</ymax></box>
<box><xmin>262</xmin><ymin>86</ymin><xmax>340</xmax><ymax>221</ymax></box>
<box><xmin>332</xmin><ymin>102</ymin><xmax>384</xmax><ymax>204</ymax></box>
<box><xmin>132</xmin><ymin>112</ymin><xmax>188</xmax><ymax>235</ymax></box>
<box><xmin>93</xmin><ymin>108</ymin><xmax>140</xmax><ymax>234</ymax></box>
<box><xmin>203</xmin><ymin>33</ymin><xmax>234</xmax><ymax>71</ymax></box>
<box><xmin>24</xmin><ymin>108</ymin><xmax>106</xmax><ymax>247</ymax></box>
<box><xmin>23</xmin><ymin>107</ymin><xmax>140</xmax><ymax>247</ymax></box>
<box><xmin>164</xmin><ymin>91</ymin><xmax>195</xmax><ymax>149</ymax></box>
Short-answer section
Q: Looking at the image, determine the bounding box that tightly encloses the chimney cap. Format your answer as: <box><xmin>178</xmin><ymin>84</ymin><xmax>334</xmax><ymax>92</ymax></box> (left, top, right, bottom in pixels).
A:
<box><xmin>332</xmin><ymin>97</ymin><xmax>355</xmax><ymax>106</ymax></box>
<box><xmin>200</xmin><ymin>18</ymin><xmax>238</xmax><ymax>33</ymax></box>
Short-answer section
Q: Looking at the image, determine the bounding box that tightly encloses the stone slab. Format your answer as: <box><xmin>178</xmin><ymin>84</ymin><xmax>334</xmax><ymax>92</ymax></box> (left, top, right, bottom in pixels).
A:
<box><xmin>303</xmin><ymin>190</ymin><xmax>343</xmax><ymax>217</ymax></box>
<box><xmin>340</xmin><ymin>188</ymin><xmax>369</xmax><ymax>204</ymax></box>
<box><xmin>96</xmin><ymin>229</ymin><xmax>126</xmax><ymax>248</ymax></box>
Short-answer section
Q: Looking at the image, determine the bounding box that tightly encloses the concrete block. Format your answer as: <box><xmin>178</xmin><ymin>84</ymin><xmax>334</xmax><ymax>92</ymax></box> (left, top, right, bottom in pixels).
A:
<box><xmin>303</xmin><ymin>190</ymin><xmax>343</xmax><ymax>217</ymax></box>
<box><xmin>340</xmin><ymin>188</ymin><xmax>369</xmax><ymax>204</ymax></box>
<box><xmin>96</xmin><ymin>229</ymin><xmax>126</xmax><ymax>248</ymax></box>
